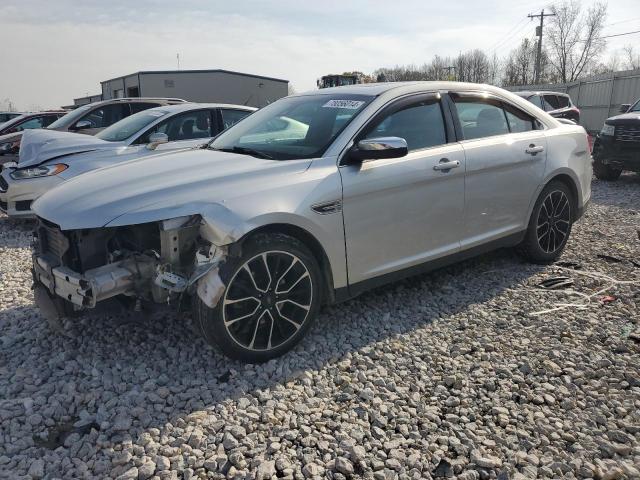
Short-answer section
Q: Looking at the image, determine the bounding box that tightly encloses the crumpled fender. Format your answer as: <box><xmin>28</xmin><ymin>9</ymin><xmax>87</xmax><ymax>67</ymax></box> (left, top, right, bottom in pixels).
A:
<box><xmin>106</xmin><ymin>201</ymin><xmax>256</xmax><ymax>246</ymax></box>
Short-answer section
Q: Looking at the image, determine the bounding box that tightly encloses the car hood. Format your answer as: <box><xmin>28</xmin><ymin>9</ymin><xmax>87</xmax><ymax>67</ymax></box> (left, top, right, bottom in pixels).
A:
<box><xmin>605</xmin><ymin>112</ymin><xmax>640</xmax><ymax>125</ymax></box>
<box><xmin>18</xmin><ymin>129</ymin><xmax>120</xmax><ymax>167</ymax></box>
<box><xmin>33</xmin><ymin>149</ymin><xmax>313</xmax><ymax>231</ymax></box>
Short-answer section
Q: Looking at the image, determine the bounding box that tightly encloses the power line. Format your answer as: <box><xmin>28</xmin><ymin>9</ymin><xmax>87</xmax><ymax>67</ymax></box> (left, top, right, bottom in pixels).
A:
<box><xmin>488</xmin><ymin>17</ymin><xmax>529</xmax><ymax>52</ymax></box>
<box><xmin>599</xmin><ymin>29</ymin><xmax>640</xmax><ymax>39</ymax></box>
<box><xmin>491</xmin><ymin>19</ymin><xmax>534</xmax><ymax>53</ymax></box>
<box><xmin>605</xmin><ymin>16</ymin><xmax>640</xmax><ymax>27</ymax></box>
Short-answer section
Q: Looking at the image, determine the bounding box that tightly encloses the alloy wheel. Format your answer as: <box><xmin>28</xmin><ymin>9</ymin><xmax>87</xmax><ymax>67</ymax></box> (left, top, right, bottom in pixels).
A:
<box><xmin>222</xmin><ymin>251</ymin><xmax>313</xmax><ymax>351</ymax></box>
<box><xmin>536</xmin><ymin>190</ymin><xmax>571</xmax><ymax>254</ymax></box>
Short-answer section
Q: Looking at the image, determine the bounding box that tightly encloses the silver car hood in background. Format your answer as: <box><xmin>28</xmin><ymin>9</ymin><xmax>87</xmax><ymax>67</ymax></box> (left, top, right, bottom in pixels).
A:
<box><xmin>18</xmin><ymin>129</ymin><xmax>121</xmax><ymax>167</ymax></box>
<box><xmin>33</xmin><ymin>149</ymin><xmax>313</xmax><ymax>231</ymax></box>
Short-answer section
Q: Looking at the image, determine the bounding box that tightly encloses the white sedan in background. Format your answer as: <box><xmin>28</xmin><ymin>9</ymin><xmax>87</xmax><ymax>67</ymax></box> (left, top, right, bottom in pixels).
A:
<box><xmin>0</xmin><ymin>103</ymin><xmax>255</xmax><ymax>218</ymax></box>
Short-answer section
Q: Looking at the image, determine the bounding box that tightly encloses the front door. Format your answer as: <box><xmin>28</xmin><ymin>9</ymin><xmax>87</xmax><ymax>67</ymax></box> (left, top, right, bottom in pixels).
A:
<box><xmin>339</xmin><ymin>94</ymin><xmax>465</xmax><ymax>286</ymax></box>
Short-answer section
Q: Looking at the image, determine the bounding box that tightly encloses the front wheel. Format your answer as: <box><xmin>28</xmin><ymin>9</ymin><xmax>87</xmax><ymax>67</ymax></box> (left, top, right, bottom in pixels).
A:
<box><xmin>193</xmin><ymin>233</ymin><xmax>323</xmax><ymax>363</ymax></box>
<box><xmin>518</xmin><ymin>181</ymin><xmax>574</xmax><ymax>264</ymax></box>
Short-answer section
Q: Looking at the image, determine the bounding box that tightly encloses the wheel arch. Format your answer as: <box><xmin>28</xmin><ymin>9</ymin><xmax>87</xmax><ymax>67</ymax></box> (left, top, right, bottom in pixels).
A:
<box><xmin>238</xmin><ymin>223</ymin><xmax>336</xmax><ymax>304</ymax></box>
<box><xmin>547</xmin><ymin>173</ymin><xmax>580</xmax><ymax>220</ymax></box>
<box><xmin>527</xmin><ymin>169</ymin><xmax>582</xmax><ymax>223</ymax></box>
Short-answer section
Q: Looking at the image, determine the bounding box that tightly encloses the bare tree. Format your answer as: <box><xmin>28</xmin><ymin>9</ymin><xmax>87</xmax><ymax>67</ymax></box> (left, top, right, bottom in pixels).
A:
<box><xmin>623</xmin><ymin>45</ymin><xmax>640</xmax><ymax>70</ymax></box>
<box><xmin>0</xmin><ymin>98</ymin><xmax>17</xmax><ymax>112</ymax></box>
<box><xmin>547</xmin><ymin>0</ymin><xmax>607</xmax><ymax>83</ymax></box>
<box><xmin>502</xmin><ymin>38</ymin><xmax>538</xmax><ymax>86</ymax></box>
<box><xmin>287</xmin><ymin>84</ymin><xmax>296</xmax><ymax>96</ymax></box>
<box><xmin>488</xmin><ymin>53</ymin><xmax>502</xmax><ymax>86</ymax></box>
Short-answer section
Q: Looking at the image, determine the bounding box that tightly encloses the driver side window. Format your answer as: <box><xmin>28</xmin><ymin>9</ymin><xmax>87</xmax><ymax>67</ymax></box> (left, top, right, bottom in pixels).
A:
<box><xmin>137</xmin><ymin>110</ymin><xmax>213</xmax><ymax>143</ymax></box>
<box><xmin>362</xmin><ymin>100</ymin><xmax>447</xmax><ymax>152</ymax></box>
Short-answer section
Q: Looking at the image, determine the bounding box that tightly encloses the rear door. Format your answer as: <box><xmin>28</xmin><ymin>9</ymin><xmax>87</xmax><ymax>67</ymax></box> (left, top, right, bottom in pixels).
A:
<box><xmin>340</xmin><ymin>93</ymin><xmax>465</xmax><ymax>285</ymax></box>
<box><xmin>450</xmin><ymin>91</ymin><xmax>547</xmax><ymax>248</ymax></box>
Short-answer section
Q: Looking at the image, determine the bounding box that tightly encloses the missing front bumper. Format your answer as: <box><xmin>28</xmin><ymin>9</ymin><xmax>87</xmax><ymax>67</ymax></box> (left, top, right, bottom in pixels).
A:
<box><xmin>33</xmin><ymin>254</ymin><xmax>149</xmax><ymax>308</ymax></box>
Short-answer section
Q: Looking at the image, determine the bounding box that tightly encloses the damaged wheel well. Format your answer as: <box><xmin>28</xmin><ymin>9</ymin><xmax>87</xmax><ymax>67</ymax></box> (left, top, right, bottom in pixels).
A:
<box><xmin>240</xmin><ymin>224</ymin><xmax>335</xmax><ymax>304</ymax></box>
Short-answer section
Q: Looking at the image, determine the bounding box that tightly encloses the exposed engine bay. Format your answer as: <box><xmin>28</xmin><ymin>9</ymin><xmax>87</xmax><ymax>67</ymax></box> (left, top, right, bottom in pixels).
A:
<box><xmin>32</xmin><ymin>215</ymin><xmax>228</xmax><ymax>315</ymax></box>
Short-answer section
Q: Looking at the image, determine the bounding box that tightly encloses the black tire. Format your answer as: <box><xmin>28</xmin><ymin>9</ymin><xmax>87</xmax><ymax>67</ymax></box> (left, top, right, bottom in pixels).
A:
<box><xmin>193</xmin><ymin>233</ymin><xmax>323</xmax><ymax>363</ymax></box>
<box><xmin>593</xmin><ymin>156</ymin><xmax>622</xmax><ymax>181</ymax></box>
<box><xmin>518</xmin><ymin>181</ymin><xmax>574</xmax><ymax>264</ymax></box>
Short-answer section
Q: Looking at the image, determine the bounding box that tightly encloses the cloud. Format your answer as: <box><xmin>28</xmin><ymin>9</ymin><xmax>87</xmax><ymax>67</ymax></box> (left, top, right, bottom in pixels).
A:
<box><xmin>1</xmin><ymin>0</ymin><xmax>636</xmax><ymax>110</ymax></box>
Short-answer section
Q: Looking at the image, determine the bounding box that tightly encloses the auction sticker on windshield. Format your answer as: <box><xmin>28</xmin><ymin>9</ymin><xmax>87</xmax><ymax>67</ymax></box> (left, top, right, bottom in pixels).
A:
<box><xmin>322</xmin><ymin>99</ymin><xmax>365</xmax><ymax>109</ymax></box>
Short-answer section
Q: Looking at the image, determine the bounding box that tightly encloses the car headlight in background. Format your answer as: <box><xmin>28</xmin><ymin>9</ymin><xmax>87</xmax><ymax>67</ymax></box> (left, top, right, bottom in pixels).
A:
<box><xmin>600</xmin><ymin>124</ymin><xmax>615</xmax><ymax>136</ymax></box>
<box><xmin>10</xmin><ymin>164</ymin><xmax>68</xmax><ymax>180</ymax></box>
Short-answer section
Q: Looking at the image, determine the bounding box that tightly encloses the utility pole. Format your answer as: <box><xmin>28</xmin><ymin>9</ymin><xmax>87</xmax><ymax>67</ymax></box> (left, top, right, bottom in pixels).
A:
<box><xmin>528</xmin><ymin>9</ymin><xmax>556</xmax><ymax>84</ymax></box>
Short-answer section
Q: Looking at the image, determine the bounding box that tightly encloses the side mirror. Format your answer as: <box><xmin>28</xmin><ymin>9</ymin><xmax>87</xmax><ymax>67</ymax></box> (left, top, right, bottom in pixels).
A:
<box><xmin>73</xmin><ymin>120</ymin><xmax>93</xmax><ymax>131</ymax></box>
<box><xmin>147</xmin><ymin>132</ymin><xmax>169</xmax><ymax>150</ymax></box>
<box><xmin>619</xmin><ymin>104</ymin><xmax>631</xmax><ymax>113</ymax></box>
<box><xmin>345</xmin><ymin>137</ymin><xmax>408</xmax><ymax>164</ymax></box>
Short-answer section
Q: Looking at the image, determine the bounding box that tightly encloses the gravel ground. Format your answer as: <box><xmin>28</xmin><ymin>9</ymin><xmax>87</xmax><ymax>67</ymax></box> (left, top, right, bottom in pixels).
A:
<box><xmin>0</xmin><ymin>176</ymin><xmax>639</xmax><ymax>480</ymax></box>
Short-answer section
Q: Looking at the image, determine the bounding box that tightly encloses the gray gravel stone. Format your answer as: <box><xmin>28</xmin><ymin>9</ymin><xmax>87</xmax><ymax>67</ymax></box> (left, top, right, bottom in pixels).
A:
<box><xmin>1</xmin><ymin>178</ymin><xmax>639</xmax><ymax>479</ymax></box>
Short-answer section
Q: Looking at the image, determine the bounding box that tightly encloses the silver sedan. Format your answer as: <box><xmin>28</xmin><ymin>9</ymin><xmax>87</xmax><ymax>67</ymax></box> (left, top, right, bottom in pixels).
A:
<box><xmin>31</xmin><ymin>82</ymin><xmax>591</xmax><ymax>362</ymax></box>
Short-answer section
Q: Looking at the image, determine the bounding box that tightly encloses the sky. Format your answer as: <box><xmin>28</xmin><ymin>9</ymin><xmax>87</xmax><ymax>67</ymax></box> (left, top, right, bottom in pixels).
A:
<box><xmin>1</xmin><ymin>0</ymin><xmax>638</xmax><ymax>110</ymax></box>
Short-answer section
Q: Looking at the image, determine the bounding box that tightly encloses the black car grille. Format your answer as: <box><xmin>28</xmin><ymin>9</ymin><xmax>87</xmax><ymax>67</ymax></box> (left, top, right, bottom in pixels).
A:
<box><xmin>0</xmin><ymin>175</ymin><xmax>7</xmax><ymax>192</ymax></box>
<box><xmin>38</xmin><ymin>220</ymin><xmax>69</xmax><ymax>261</ymax></box>
<box><xmin>15</xmin><ymin>200</ymin><xmax>32</xmax><ymax>212</ymax></box>
<box><xmin>615</xmin><ymin>125</ymin><xmax>640</xmax><ymax>143</ymax></box>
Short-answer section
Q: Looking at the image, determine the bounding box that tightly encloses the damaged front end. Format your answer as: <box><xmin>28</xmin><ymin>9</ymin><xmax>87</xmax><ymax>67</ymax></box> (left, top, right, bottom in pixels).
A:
<box><xmin>32</xmin><ymin>215</ymin><xmax>228</xmax><ymax>319</ymax></box>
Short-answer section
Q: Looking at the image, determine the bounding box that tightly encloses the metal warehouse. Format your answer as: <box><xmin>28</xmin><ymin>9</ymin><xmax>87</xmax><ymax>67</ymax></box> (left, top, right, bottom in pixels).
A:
<box><xmin>100</xmin><ymin>69</ymin><xmax>289</xmax><ymax>108</ymax></box>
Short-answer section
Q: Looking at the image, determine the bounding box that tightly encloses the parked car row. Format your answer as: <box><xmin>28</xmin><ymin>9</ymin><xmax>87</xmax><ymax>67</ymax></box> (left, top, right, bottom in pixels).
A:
<box><xmin>0</xmin><ymin>102</ymin><xmax>255</xmax><ymax>217</ymax></box>
<box><xmin>0</xmin><ymin>97</ymin><xmax>192</xmax><ymax>163</ymax></box>
<box><xmin>10</xmin><ymin>82</ymin><xmax>592</xmax><ymax>362</ymax></box>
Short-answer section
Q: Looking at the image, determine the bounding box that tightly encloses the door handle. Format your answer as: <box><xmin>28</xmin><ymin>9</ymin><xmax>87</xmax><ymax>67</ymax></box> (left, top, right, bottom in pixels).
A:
<box><xmin>433</xmin><ymin>159</ymin><xmax>460</xmax><ymax>171</ymax></box>
<box><xmin>525</xmin><ymin>144</ymin><xmax>545</xmax><ymax>155</ymax></box>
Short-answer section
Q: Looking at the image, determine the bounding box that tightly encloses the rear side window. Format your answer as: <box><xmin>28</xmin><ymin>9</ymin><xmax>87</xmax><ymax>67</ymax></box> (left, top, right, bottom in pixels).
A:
<box><xmin>362</xmin><ymin>99</ymin><xmax>446</xmax><ymax>151</ymax></box>
<box><xmin>220</xmin><ymin>109</ymin><xmax>251</xmax><ymax>130</ymax></box>
<box><xmin>502</xmin><ymin>103</ymin><xmax>537</xmax><ymax>133</ymax></box>
<box><xmin>528</xmin><ymin>95</ymin><xmax>544</xmax><ymax>109</ymax></box>
<box><xmin>556</xmin><ymin>95</ymin><xmax>570</xmax><ymax>108</ymax></box>
<box><xmin>543</xmin><ymin>95</ymin><xmax>560</xmax><ymax>110</ymax></box>
<box><xmin>453</xmin><ymin>96</ymin><xmax>509</xmax><ymax>140</ymax></box>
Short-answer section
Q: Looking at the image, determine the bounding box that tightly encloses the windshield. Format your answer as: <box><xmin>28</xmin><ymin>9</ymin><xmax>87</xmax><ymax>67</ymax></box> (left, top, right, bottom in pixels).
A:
<box><xmin>210</xmin><ymin>94</ymin><xmax>374</xmax><ymax>160</ymax></box>
<box><xmin>96</xmin><ymin>109</ymin><xmax>169</xmax><ymax>142</ymax></box>
<box><xmin>630</xmin><ymin>99</ymin><xmax>640</xmax><ymax>112</ymax></box>
<box><xmin>47</xmin><ymin>104</ymin><xmax>92</xmax><ymax>129</ymax></box>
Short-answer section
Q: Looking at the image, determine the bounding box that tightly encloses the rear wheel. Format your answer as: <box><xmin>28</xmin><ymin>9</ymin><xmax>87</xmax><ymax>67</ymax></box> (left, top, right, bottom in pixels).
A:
<box><xmin>518</xmin><ymin>181</ymin><xmax>574</xmax><ymax>264</ymax></box>
<box><xmin>593</xmin><ymin>156</ymin><xmax>622</xmax><ymax>181</ymax></box>
<box><xmin>193</xmin><ymin>233</ymin><xmax>323</xmax><ymax>363</ymax></box>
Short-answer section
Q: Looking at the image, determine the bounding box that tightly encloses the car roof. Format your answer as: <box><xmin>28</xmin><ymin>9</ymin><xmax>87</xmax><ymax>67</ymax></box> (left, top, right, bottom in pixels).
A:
<box><xmin>297</xmin><ymin>81</ymin><xmax>563</xmax><ymax>98</ymax></box>
<box><xmin>142</xmin><ymin>103</ymin><xmax>257</xmax><ymax>114</ymax></box>
<box><xmin>81</xmin><ymin>97</ymin><xmax>188</xmax><ymax>108</ymax></box>
<box><xmin>514</xmin><ymin>90</ymin><xmax>568</xmax><ymax>97</ymax></box>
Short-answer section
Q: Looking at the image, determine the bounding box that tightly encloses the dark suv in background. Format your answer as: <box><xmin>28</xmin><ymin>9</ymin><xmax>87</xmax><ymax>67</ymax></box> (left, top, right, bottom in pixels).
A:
<box><xmin>514</xmin><ymin>91</ymin><xmax>580</xmax><ymax>123</ymax></box>
<box><xmin>592</xmin><ymin>99</ymin><xmax>640</xmax><ymax>180</ymax></box>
